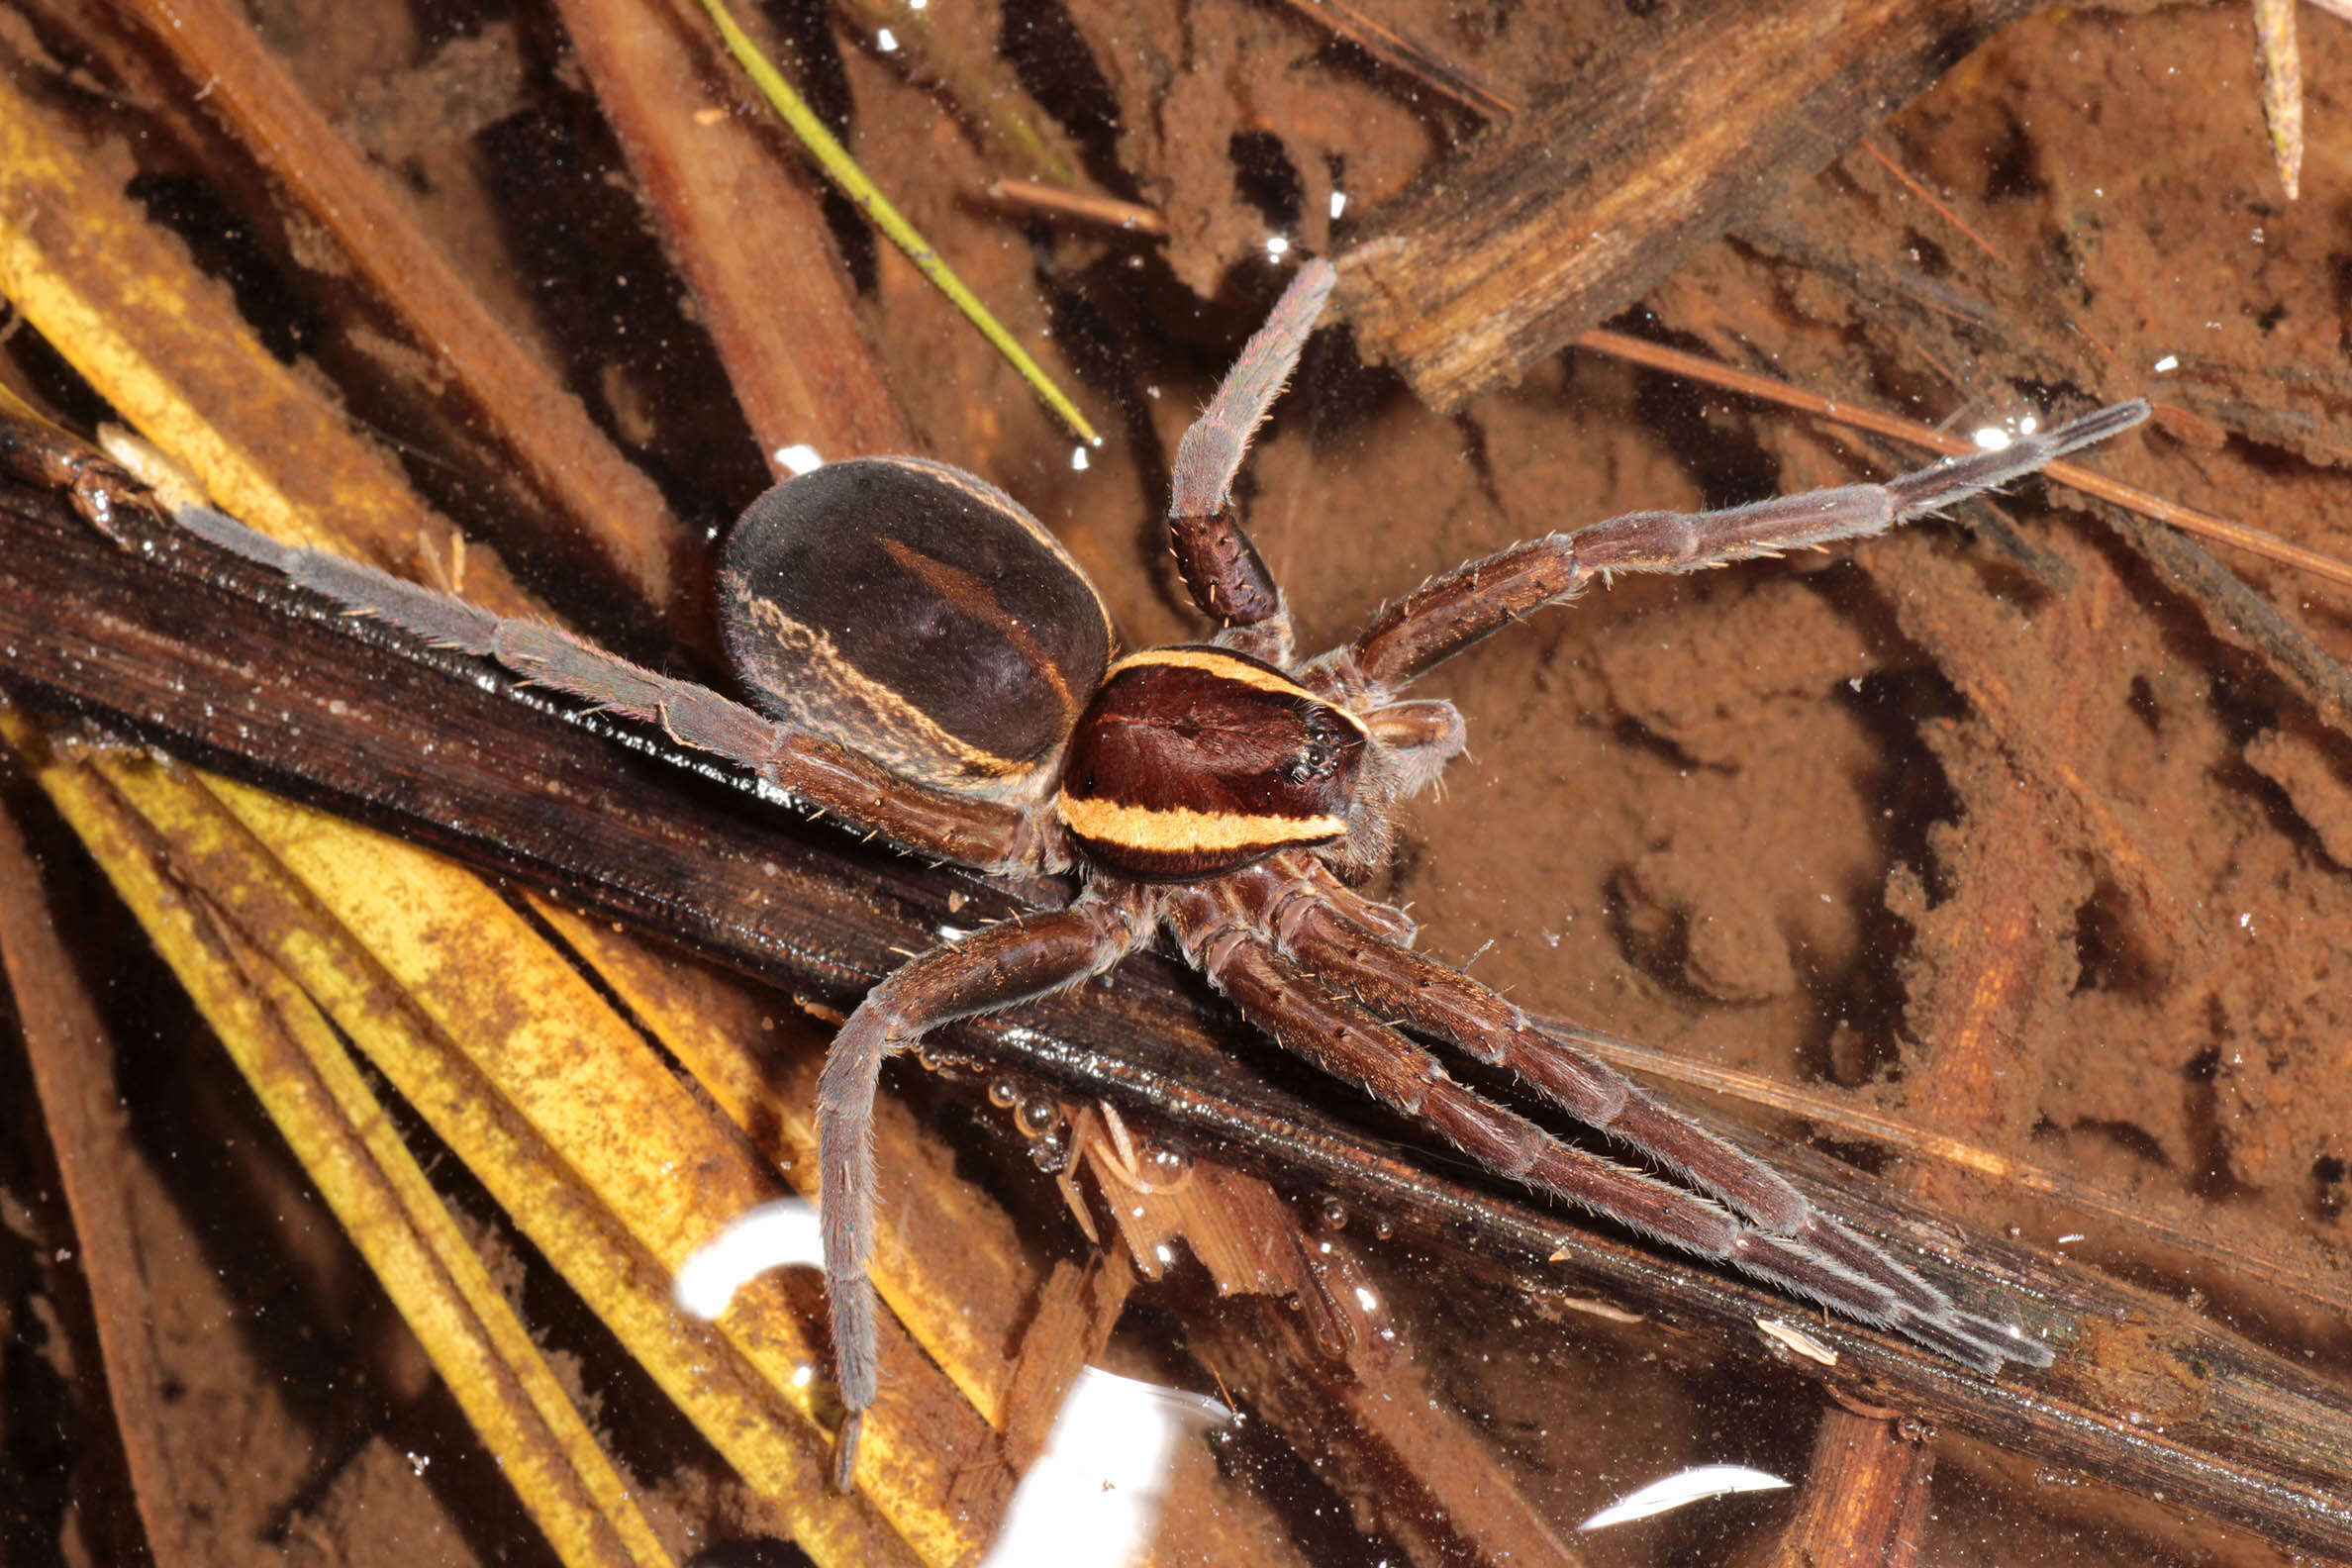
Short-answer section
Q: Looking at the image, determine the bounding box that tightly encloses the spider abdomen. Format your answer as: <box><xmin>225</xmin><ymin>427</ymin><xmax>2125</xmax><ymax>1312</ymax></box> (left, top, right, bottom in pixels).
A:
<box><xmin>719</xmin><ymin>457</ymin><xmax>1114</xmax><ymax>793</ymax></box>
<box><xmin>1056</xmin><ymin>647</ymin><xmax>1367</xmax><ymax>879</ymax></box>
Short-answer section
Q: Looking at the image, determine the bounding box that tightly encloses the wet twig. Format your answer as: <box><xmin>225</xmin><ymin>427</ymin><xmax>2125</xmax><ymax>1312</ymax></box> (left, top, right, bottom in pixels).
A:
<box><xmin>1333</xmin><ymin>0</ymin><xmax>2040</xmax><ymax>409</ymax></box>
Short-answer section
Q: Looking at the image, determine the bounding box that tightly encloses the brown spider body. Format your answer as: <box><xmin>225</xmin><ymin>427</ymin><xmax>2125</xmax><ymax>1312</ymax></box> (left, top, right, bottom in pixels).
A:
<box><xmin>717</xmin><ymin>454</ymin><xmax>1112</xmax><ymax>791</ymax></box>
<box><xmin>167</xmin><ymin>258</ymin><xmax>2151</xmax><ymax>1494</ymax></box>
<box><xmin>716</xmin><ymin>448</ymin><xmax>1399</xmax><ymax>883</ymax></box>
<box><xmin>1058</xmin><ymin>647</ymin><xmax>1371</xmax><ymax>878</ymax></box>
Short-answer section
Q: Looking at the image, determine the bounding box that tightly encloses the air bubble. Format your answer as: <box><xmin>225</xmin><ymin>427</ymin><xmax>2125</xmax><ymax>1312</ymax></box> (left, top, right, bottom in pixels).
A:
<box><xmin>1016</xmin><ymin>1093</ymin><xmax>1061</xmax><ymax>1138</ymax></box>
<box><xmin>1027</xmin><ymin>1125</ymin><xmax>1070</xmax><ymax>1174</ymax></box>
<box><xmin>1140</xmin><ymin>1140</ymin><xmax>1191</xmax><ymax>1185</ymax></box>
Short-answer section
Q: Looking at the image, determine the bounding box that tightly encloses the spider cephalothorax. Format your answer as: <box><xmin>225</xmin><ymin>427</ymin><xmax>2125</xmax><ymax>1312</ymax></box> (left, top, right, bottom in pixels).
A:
<box><xmin>1058</xmin><ymin>646</ymin><xmax>1372</xmax><ymax>877</ymax></box>
<box><xmin>172</xmin><ymin>259</ymin><xmax>2149</xmax><ymax>1491</ymax></box>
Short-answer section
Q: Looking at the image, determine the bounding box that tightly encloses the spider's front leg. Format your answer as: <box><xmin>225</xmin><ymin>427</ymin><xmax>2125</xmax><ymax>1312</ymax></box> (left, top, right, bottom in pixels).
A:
<box><xmin>1237</xmin><ymin>863</ymin><xmax>2047</xmax><ymax>1370</ymax></box>
<box><xmin>1165</xmin><ymin>260</ymin><xmax>1338</xmax><ymax>666</ymax></box>
<box><xmin>1157</xmin><ymin>874</ymin><xmax>2040</xmax><ymax>1363</ymax></box>
<box><xmin>1326</xmin><ymin>399</ymin><xmax>2151</xmax><ymax>693</ymax></box>
<box><xmin>816</xmin><ymin>894</ymin><xmax>1148</xmax><ymax>1488</ymax></box>
<box><xmin>0</xmin><ymin>414</ymin><xmax>145</xmax><ymax>540</ymax></box>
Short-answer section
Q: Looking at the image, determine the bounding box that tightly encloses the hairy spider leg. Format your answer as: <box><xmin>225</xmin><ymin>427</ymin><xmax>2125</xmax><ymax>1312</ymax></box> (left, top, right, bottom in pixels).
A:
<box><xmin>1157</xmin><ymin>882</ymin><xmax>2043</xmax><ymax>1339</ymax></box>
<box><xmin>1248</xmin><ymin>872</ymin><xmax>2049</xmax><ymax>1370</ymax></box>
<box><xmin>1338</xmin><ymin>399</ymin><xmax>2152</xmax><ymax>692</ymax></box>
<box><xmin>1166</xmin><ymin>259</ymin><xmax>1339</xmax><ymax>662</ymax></box>
<box><xmin>171</xmin><ymin>503</ymin><xmax>1041</xmax><ymax>874</ymax></box>
<box><xmin>816</xmin><ymin>897</ymin><xmax>1147</xmax><ymax>1488</ymax></box>
<box><xmin>1247</xmin><ymin>859</ymin><xmax>2049</xmax><ymax>1365</ymax></box>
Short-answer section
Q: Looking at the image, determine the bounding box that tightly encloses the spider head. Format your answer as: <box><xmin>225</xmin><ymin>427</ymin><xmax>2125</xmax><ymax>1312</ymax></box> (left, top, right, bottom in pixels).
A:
<box><xmin>717</xmin><ymin>457</ymin><xmax>1114</xmax><ymax>795</ymax></box>
<box><xmin>1055</xmin><ymin>647</ymin><xmax>1370</xmax><ymax>879</ymax></box>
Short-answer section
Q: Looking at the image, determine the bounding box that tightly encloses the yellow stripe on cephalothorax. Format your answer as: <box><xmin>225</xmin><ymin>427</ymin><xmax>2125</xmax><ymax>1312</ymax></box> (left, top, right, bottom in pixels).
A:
<box><xmin>1105</xmin><ymin>648</ymin><xmax>1370</xmax><ymax>736</ymax></box>
<box><xmin>1054</xmin><ymin>791</ymin><xmax>1346</xmax><ymax>852</ymax></box>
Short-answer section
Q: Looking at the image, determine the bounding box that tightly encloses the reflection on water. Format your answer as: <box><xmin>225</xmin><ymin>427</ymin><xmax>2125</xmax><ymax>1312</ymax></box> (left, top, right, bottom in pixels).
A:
<box><xmin>976</xmin><ymin>1369</ymin><xmax>1230</xmax><ymax>1568</ymax></box>
<box><xmin>675</xmin><ymin>1199</ymin><xmax>1231</xmax><ymax>1568</ymax></box>
<box><xmin>1578</xmin><ymin>1463</ymin><xmax>1790</xmax><ymax>1531</ymax></box>
<box><xmin>672</xmin><ymin>1199</ymin><xmax>826</xmax><ymax>1321</ymax></box>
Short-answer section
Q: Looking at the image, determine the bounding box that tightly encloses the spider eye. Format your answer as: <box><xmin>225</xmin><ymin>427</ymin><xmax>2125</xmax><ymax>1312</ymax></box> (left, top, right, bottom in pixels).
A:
<box><xmin>1287</xmin><ymin>710</ymin><xmax>1348</xmax><ymax>783</ymax></box>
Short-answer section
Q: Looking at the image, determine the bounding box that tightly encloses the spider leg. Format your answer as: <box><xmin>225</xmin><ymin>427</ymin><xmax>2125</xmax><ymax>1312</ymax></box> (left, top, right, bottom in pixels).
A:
<box><xmin>1167</xmin><ymin>260</ymin><xmax>1337</xmax><ymax>662</ymax></box>
<box><xmin>817</xmin><ymin>894</ymin><xmax>1148</xmax><ymax>1488</ymax></box>
<box><xmin>1160</xmin><ymin>885</ymin><xmax>2017</xmax><ymax>1351</ymax></box>
<box><xmin>1252</xmin><ymin>878</ymin><xmax>2049</xmax><ymax>1369</ymax></box>
<box><xmin>172</xmin><ymin>504</ymin><xmax>1044</xmax><ymax>873</ymax></box>
<box><xmin>1332</xmin><ymin>399</ymin><xmax>2150</xmax><ymax>691</ymax></box>
<box><xmin>1293</xmin><ymin>854</ymin><xmax>1421</xmax><ymax>948</ymax></box>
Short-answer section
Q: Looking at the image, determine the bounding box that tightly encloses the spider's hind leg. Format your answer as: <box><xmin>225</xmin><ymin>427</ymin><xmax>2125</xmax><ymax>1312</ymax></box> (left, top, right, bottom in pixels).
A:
<box><xmin>170</xmin><ymin>503</ymin><xmax>1042</xmax><ymax>873</ymax></box>
<box><xmin>1167</xmin><ymin>261</ymin><xmax>1339</xmax><ymax>665</ymax></box>
<box><xmin>805</xmin><ymin>896</ymin><xmax>1146</xmax><ymax>1488</ymax></box>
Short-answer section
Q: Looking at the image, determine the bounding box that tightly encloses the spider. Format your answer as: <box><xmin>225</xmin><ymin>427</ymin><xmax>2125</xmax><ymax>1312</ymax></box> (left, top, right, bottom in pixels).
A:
<box><xmin>171</xmin><ymin>258</ymin><xmax>2148</xmax><ymax>1491</ymax></box>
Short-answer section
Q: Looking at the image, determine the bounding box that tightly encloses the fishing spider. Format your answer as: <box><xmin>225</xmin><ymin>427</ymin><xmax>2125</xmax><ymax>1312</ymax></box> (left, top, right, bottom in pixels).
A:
<box><xmin>174</xmin><ymin>259</ymin><xmax>2147</xmax><ymax>1488</ymax></box>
